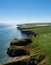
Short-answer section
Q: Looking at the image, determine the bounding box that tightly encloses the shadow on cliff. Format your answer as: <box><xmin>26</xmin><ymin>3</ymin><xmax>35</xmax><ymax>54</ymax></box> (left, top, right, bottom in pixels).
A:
<box><xmin>21</xmin><ymin>30</ymin><xmax>37</xmax><ymax>37</ymax></box>
<box><xmin>7</xmin><ymin>49</ymin><xmax>30</xmax><ymax>57</ymax></box>
<box><xmin>4</xmin><ymin>61</ymin><xmax>37</xmax><ymax>65</ymax></box>
<box><xmin>10</xmin><ymin>39</ymin><xmax>32</xmax><ymax>46</ymax></box>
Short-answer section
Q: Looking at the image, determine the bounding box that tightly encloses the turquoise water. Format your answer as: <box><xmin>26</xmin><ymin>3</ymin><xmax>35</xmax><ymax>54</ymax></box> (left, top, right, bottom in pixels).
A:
<box><xmin>0</xmin><ymin>24</ymin><xmax>27</xmax><ymax>63</ymax></box>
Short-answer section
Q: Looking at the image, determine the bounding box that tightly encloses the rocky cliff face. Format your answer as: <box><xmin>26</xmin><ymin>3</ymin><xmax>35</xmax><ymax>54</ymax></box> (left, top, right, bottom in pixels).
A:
<box><xmin>21</xmin><ymin>30</ymin><xmax>37</xmax><ymax>37</ymax></box>
<box><xmin>7</xmin><ymin>48</ymin><xmax>30</xmax><ymax>57</ymax></box>
<box><xmin>10</xmin><ymin>38</ymin><xmax>32</xmax><ymax>46</ymax></box>
<box><xmin>2</xmin><ymin>37</ymin><xmax>50</xmax><ymax>65</ymax></box>
<box><xmin>1</xmin><ymin>25</ymin><xmax>50</xmax><ymax>65</ymax></box>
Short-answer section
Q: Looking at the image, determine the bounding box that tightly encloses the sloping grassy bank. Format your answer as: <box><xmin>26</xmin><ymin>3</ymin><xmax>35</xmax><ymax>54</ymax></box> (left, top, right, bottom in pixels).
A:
<box><xmin>32</xmin><ymin>32</ymin><xmax>51</xmax><ymax>64</ymax></box>
<box><xmin>32</xmin><ymin>33</ymin><xmax>51</xmax><ymax>54</ymax></box>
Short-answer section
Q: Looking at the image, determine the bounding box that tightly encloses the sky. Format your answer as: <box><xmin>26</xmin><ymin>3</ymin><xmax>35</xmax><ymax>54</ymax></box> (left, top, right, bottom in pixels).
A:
<box><xmin>0</xmin><ymin>0</ymin><xmax>51</xmax><ymax>24</ymax></box>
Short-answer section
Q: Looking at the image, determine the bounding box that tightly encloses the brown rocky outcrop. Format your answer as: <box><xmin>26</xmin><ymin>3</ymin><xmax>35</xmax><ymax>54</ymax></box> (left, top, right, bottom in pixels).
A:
<box><xmin>10</xmin><ymin>38</ymin><xmax>32</xmax><ymax>46</ymax></box>
<box><xmin>7</xmin><ymin>48</ymin><xmax>30</xmax><ymax>57</ymax></box>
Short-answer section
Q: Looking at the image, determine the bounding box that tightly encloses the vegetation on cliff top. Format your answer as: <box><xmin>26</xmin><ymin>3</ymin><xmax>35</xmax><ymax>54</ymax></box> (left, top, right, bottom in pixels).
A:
<box><xmin>2</xmin><ymin>23</ymin><xmax>51</xmax><ymax>65</ymax></box>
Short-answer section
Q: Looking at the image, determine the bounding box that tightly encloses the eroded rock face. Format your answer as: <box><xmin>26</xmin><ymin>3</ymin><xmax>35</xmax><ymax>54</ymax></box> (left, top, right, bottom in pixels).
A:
<box><xmin>21</xmin><ymin>30</ymin><xmax>37</xmax><ymax>37</ymax></box>
<box><xmin>4</xmin><ymin>61</ymin><xmax>37</xmax><ymax>65</ymax></box>
<box><xmin>7</xmin><ymin>48</ymin><xmax>30</xmax><ymax>57</ymax></box>
<box><xmin>3</xmin><ymin>55</ymin><xmax>46</xmax><ymax>65</ymax></box>
<box><xmin>10</xmin><ymin>38</ymin><xmax>32</xmax><ymax>46</ymax></box>
<box><xmin>4</xmin><ymin>61</ymin><xmax>27</xmax><ymax>65</ymax></box>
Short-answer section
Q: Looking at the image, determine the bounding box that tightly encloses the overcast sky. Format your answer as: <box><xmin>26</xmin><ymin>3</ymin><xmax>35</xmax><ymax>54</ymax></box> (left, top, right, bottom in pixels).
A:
<box><xmin>0</xmin><ymin>0</ymin><xmax>51</xmax><ymax>24</ymax></box>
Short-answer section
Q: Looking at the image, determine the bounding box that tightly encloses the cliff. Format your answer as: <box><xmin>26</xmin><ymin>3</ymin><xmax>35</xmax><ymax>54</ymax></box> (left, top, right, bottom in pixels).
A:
<box><xmin>2</xmin><ymin>38</ymin><xmax>50</xmax><ymax>65</ymax></box>
<box><xmin>1</xmin><ymin>24</ymin><xmax>51</xmax><ymax>65</ymax></box>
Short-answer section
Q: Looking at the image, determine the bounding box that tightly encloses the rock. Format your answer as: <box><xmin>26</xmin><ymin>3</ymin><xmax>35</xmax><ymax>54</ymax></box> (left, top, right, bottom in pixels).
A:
<box><xmin>10</xmin><ymin>38</ymin><xmax>32</xmax><ymax>46</ymax></box>
<box><xmin>4</xmin><ymin>60</ymin><xmax>37</xmax><ymax>65</ymax></box>
<box><xmin>21</xmin><ymin>30</ymin><xmax>37</xmax><ymax>37</ymax></box>
<box><xmin>4</xmin><ymin>61</ymin><xmax>27</xmax><ymax>65</ymax></box>
<box><xmin>17</xmin><ymin>27</ymin><xmax>22</xmax><ymax>30</ymax></box>
<box><xmin>7</xmin><ymin>48</ymin><xmax>30</xmax><ymax>57</ymax></box>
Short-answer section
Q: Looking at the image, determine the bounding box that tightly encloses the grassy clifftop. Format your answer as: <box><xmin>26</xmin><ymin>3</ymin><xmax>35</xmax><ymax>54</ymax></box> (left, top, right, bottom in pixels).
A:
<box><xmin>2</xmin><ymin>23</ymin><xmax>51</xmax><ymax>65</ymax></box>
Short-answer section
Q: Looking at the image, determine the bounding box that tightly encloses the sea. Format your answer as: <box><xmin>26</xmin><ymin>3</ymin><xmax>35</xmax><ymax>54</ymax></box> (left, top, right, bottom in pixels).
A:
<box><xmin>0</xmin><ymin>23</ymin><xmax>27</xmax><ymax>63</ymax></box>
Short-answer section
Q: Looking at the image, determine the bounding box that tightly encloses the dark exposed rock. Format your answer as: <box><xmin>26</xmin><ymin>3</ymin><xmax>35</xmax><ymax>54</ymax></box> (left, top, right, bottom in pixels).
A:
<box><xmin>4</xmin><ymin>60</ymin><xmax>37</xmax><ymax>65</ymax></box>
<box><xmin>21</xmin><ymin>30</ymin><xmax>37</xmax><ymax>37</ymax></box>
<box><xmin>4</xmin><ymin>61</ymin><xmax>27</xmax><ymax>65</ymax></box>
<box><xmin>7</xmin><ymin>48</ymin><xmax>30</xmax><ymax>57</ymax></box>
<box><xmin>10</xmin><ymin>38</ymin><xmax>32</xmax><ymax>46</ymax></box>
<box><xmin>17</xmin><ymin>27</ymin><xmax>22</xmax><ymax>30</ymax></box>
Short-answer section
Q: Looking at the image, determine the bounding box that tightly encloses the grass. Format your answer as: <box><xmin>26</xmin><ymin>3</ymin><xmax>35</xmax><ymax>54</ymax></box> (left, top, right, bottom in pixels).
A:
<box><xmin>31</xmin><ymin>27</ymin><xmax>51</xmax><ymax>34</ymax></box>
<box><xmin>20</xmin><ymin>23</ymin><xmax>51</xmax><ymax>28</ymax></box>
<box><xmin>32</xmin><ymin>33</ymin><xmax>51</xmax><ymax>54</ymax></box>
<box><xmin>18</xmin><ymin>24</ymin><xmax>51</xmax><ymax>64</ymax></box>
<box><xmin>3</xmin><ymin>24</ymin><xmax>51</xmax><ymax>65</ymax></box>
<box><xmin>31</xmin><ymin>27</ymin><xmax>51</xmax><ymax>64</ymax></box>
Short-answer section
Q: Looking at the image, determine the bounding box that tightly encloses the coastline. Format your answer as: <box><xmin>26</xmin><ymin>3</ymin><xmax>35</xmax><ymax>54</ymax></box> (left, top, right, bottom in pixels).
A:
<box><xmin>1</xmin><ymin>23</ymin><xmax>51</xmax><ymax>65</ymax></box>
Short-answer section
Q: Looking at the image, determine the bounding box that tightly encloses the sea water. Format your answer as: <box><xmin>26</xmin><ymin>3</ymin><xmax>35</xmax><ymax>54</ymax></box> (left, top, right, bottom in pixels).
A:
<box><xmin>0</xmin><ymin>23</ymin><xmax>27</xmax><ymax>63</ymax></box>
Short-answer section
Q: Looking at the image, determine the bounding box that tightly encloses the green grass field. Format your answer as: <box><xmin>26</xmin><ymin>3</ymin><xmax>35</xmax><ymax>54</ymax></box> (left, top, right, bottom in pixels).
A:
<box><xmin>32</xmin><ymin>27</ymin><xmax>51</xmax><ymax>64</ymax></box>
<box><xmin>32</xmin><ymin>27</ymin><xmax>51</xmax><ymax>34</ymax></box>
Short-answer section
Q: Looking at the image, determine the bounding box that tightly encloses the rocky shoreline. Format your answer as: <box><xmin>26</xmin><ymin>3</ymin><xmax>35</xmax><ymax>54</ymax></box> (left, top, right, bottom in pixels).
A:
<box><xmin>2</xmin><ymin>24</ymin><xmax>50</xmax><ymax>65</ymax></box>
